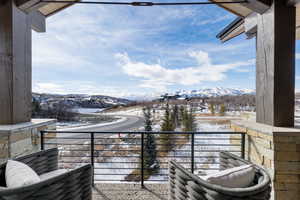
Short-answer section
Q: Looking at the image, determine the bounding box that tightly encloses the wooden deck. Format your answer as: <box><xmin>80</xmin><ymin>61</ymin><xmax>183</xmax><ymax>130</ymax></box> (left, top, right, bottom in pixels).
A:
<box><xmin>93</xmin><ymin>183</ymin><xmax>168</xmax><ymax>200</ymax></box>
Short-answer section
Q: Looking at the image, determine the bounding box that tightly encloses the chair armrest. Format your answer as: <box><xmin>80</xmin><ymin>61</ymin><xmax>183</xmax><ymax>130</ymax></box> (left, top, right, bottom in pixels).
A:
<box><xmin>15</xmin><ymin>148</ymin><xmax>59</xmax><ymax>175</ymax></box>
<box><xmin>0</xmin><ymin>164</ymin><xmax>93</xmax><ymax>200</ymax></box>
<box><xmin>168</xmin><ymin>160</ymin><xmax>271</xmax><ymax>199</ymax></box>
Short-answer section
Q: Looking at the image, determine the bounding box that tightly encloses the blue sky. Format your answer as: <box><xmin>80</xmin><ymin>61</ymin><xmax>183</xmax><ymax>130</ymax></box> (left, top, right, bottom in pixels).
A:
<box><xmin>32</xmin><ymin>1</ymin><xmax>300</xmax><ymax>98</ymax></box>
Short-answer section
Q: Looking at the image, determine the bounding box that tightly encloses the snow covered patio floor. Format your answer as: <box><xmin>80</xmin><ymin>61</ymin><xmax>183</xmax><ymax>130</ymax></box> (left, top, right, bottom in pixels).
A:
<box><xmin>93</xmin><ymin>183</ymin><xmax>168</xmax><ymax>200</ymax></box>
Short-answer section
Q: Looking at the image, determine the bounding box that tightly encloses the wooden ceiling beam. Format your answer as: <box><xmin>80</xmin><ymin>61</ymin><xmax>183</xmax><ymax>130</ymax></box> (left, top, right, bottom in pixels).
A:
<box><xmin>15</xmin><ymin>0</ymin><xmax>47</xmax><ymax>13</ymax></box>
<box><xmin>29</xmin><ymin>11</ymin><xmax>46</xmax><ymax>32</ymax></box>
<box><xmin>287</xmin><ymin>0</ymin><xmax>300</xmax><ymax>6</ymax></box>
<box><xmin>244</xmin><ymin>12</ymin><xmax>257</xmax><ymax>38</ymax></box>
<box><xmin>241</xmin><ymin>0</ymin><xmax>271</xmax><ymax>14</ymax></box>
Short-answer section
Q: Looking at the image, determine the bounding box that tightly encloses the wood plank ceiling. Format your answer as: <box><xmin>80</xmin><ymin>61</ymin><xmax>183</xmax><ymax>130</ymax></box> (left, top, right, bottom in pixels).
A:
<box><xmin>37</xmin><ymin>0</ymin><xmax>77</xmax><ymax>17</ymax></box>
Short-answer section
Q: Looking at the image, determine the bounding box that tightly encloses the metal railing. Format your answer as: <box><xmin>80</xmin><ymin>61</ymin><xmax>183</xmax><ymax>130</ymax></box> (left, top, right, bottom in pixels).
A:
<box><xmin>41</xmin><ymin>131</ymin><xmax>245</xmax><ymax>187</ymax></box>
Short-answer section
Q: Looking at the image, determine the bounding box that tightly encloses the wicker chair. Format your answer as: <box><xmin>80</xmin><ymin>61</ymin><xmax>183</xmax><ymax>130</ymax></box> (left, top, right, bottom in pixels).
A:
<box><xmin>169</xmin><ymin>152</ymin><xmax>271</xmax><ymax>200</ymax></box>
<box><xmin>0</xmin><ymin>148</ymin><xmax>92</xmax><ymax>200</ymax></box>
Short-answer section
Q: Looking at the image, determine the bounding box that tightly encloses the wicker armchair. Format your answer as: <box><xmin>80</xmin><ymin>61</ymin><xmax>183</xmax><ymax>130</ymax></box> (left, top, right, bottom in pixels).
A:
<box><xmin>0</xmin><ymin>148</ymin><xmax>92</xmax><ymax>200</ymax></box>
<box><xmin>169</xmin><ymin>152</ymin><xmax>271</xmax><ymax>200</ymax></box>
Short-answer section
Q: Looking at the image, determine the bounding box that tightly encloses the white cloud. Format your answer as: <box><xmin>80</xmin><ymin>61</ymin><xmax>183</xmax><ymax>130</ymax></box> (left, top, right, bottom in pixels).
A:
<box><xmin>116</xmin><ymin>51</ymin><xmax>254</xmax><ymax>90</ymax></box>
<box><xmin>296</xmin><ymin>53</ymin><xmax>300</xmax><ymax>60</ymax></box>
<box><xmin>32</xmin><ymin>4</ymin><xmax>255</xmax><ymax>95</ymax></box>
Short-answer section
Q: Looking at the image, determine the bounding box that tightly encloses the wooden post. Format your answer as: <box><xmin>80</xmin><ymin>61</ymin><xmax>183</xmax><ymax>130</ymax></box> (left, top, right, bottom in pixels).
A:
<box><xmin>256</xmin><ymin>0</ymin><xmax>295</xmax><ymax>127</ymax></box>
<box><xmin>0</xmin><ymin>1</ymin><xmax>46</xmax><ymax>124</ymax></box>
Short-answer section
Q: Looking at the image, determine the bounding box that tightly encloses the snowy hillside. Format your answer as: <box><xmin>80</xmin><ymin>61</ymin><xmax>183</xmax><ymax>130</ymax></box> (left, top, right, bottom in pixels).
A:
<box><xmin>176</xmin><ymin>87</ymin><xmax>254</xmax><ymax>97</ymax></box>
<box><xmin>159</xmin><ymin>87</ymin><xmax>254</xmax><ymax>100</ymax></box>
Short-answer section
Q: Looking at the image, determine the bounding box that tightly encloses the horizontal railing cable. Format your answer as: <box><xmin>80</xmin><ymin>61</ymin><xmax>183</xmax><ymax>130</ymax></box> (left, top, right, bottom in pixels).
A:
<box><xmin>40</xmin><ymin>130</ymin><xmax>245</xmax><ymax>186</ymax></box>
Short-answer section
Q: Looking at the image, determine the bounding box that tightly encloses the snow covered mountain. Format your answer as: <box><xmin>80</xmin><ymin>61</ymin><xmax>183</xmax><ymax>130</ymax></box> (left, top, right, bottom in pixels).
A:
<box><xmin>161</xmin><ymin>87</ymin><xmax>254</xmax><ymax>100</ymax></box>
<box><xmin>33</xmin><ymin>93</ymin><xmax>133</xmax><ymax>109</ymax></box>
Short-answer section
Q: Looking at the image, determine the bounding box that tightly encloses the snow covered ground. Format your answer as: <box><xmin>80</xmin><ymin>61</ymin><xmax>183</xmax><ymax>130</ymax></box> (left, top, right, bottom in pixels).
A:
<box><xmin>57</xmin><ymin>106</ymin><xmax>244</xmax><ymax>183</ymax></box>
<box><xmin>57</xmin><ymin>116</ymin><xmax>126</xmax><ymax>131</ymax></box>
<box><xmin>106</xmin><ymin>107</ymin><xmax>144</xmax><ymax>117</ymax></box>
<box><xmin>148</xmin><ymin>122</ymin><xmax>234</xmax><ymax>182</ymax></box>
<box><xmin>75</xmin><ymin>108</ymin><xmax>107</xmax><ymax>114</ymax></box>
<box><xmin>56</xmin><ymin>108</ymin><xmax>115</xmax><ymax>129</ymax></box>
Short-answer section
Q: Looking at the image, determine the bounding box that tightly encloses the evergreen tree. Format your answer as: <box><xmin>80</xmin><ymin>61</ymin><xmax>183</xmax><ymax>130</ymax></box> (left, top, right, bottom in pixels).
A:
<box><xmin>171</xmin><ymin>104</ymin><xmax>179</xmax><ymax>128</ymax></box>
<box><xmin>183</xmin><ymin>107</ymin><xmax>197</xmax><ymax>132</ymax></box>
<box><xmin>142</xmin><ymin>107</ymin><xmax>158</xmax><ymax>171</ymax></box>
<box><xmin>143</xmin><ymin>107</ymin><xmax>152</xmax><ymax>131</ymax></box>
<box><xmin>160</xmin><ymin>103</ymin><xmax>175</xmax><ymax>151</ymax></box>
<box><xmin>32</xmin><ymin>98</ymin><xmax>41</xmax><ymax>117</ymax></box>
<box><xmin>188</xmin><ymin>107</ymin><xmax>197</xmax><ymax>132</ymax></box>
<box><xmin>209</xmin><ymin>103</ymin><xmax>215</xmax><ymax>115</ymax></box>
<box><xmin>161</xmin><ymin>103</ymin><xmax>175</xmax><ymax>131</ymax></box>
<box><xmin>219</xmin><ymin>104</ymin><xmax>226</xmax><ymax>116</ymax></box>
<box><xmin>179</xmin><ymin>105</ymin><xmax>185</xmax><ymax>126</ymax></box>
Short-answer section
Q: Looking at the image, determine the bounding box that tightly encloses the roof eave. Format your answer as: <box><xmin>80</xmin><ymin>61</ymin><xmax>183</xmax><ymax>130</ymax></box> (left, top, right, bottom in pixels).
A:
<box><xmin>216</xmin><ymin>17</ymin><xmax>245</xmax><ymax>42</ymax></box>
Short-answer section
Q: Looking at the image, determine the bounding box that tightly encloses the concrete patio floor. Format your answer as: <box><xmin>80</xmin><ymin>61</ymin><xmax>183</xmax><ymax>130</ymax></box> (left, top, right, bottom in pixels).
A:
<box><xmin>93</xmin><ymin>183</ymin><xmax>168</xmax><ymax>200</ymax></box>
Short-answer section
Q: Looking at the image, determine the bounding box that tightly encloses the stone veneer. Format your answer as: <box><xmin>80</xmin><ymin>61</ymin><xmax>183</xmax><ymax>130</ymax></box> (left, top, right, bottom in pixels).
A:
<box><xmin>0</xmin><ymin>119</ymin><xmax>56</xmax><ymax>163</ymax></box>
<box><xmin>231</xmin><ymin>120</ymin><xmax>300</xmax><ymax>200</ymax></box>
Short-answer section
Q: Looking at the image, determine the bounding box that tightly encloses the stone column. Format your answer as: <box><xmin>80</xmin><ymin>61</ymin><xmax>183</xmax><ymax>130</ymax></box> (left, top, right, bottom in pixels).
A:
<box><xmin>232</xmin><ymin>121</ymin><xmax>300</xmax><ymax>200</ymax></box>
<box><xmin>256</xmin><ymin>0</ymin><xmax>295</xmax><ymax>127</ymax></box>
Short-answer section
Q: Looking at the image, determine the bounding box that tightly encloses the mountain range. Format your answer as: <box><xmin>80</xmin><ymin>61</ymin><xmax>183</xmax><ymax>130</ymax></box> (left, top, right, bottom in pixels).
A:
<box><xmin>173</xmin><ymin>87</ymin><xmax>255</xmax><ymax>98</ymax></box>
<box><xmin>33</xmin><ymin>87</ymin><xmax>255</xmax><ymax>108</ymax></box>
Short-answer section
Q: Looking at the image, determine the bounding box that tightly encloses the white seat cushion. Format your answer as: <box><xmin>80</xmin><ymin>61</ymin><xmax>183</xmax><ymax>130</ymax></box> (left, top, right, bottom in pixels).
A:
<box><xmin>39</xmin><ymin>169</ymin><xmax>69</xmax><ymax>180</ymax></box>
<box><xmin>5</xmin><ymin>160</ymin><xmax>40</xmax><ymax>188</ymax></box>
<box><xmin>200</xmin><ymin>164</ymin><xmax>255</xmax><ymax>188</ymax></box>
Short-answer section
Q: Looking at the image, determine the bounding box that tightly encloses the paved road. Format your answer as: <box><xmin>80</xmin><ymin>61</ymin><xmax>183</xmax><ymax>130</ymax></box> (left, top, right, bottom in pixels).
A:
<box><xmin>52</xmin><ymin>115</ymin><xmax>144</xmax><ymax>143</ymax></box>
<box><xmin>67</xmin><ymin>115</ymin><xmax>144</xmax><ymax>132</ymax></box>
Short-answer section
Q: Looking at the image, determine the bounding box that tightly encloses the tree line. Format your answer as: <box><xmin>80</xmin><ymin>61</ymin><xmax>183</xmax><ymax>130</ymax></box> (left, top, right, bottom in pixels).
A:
<box><xmin>142</xmin><ymin>103</ymin><xmax>197</xmax><ymax>176</ymax></box>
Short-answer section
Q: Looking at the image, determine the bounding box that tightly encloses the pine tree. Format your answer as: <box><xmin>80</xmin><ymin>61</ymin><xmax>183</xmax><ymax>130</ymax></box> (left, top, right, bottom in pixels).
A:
<box><xmin>179</xmin><ymin>105</ymin><xmax>185</xmax><ymax>126</ymax></box>
<box><xmin>161</xmin><ymin>103</ymin><xmax>175</xmax><ymax>131</ymax></box>
<box><xmin>183</xmin><ymin>107</ymin><xmax>197</xmax><ymax>132</ymax></box>
<box><xmin>32</xmin><ymin>98</ymin><xmax>41</xmax><ymax>117</ymax></box>
<box><xmin>142</xmin><ymin>107</ymin><xmax>158</xmax><ymax>171</ymax></box>
<box><xmin>160</xmin><ymin>103</ymin><xmax>175</xmax><ymax>151</ymax></box>
<box><xmin>143</xmin><ymin>107</ymin><xmax>152</xmax><ymax>131</ymax></box>
<box><xmin>144</xmin><ymin>133</ymin><xmax>158</xmax><ymax>170</ymax></box>
<box><xmin>209</xmin><ymin>103</ymin><xmax>215</xmax><ymax>115</ymax></box>
<box><xmin>171</xmin><ymin>104</ymin><xmax>179</xmax><ymax>128</ymax></box>
<box><xmin>188</xmin><ymin>107</ymin><xmax>197</xmax><ymax>132</ymax></box>
<box><xmin>219</xmin><ymin>104</ymin><xmax>226</xmax><ymax>116</ymax></box>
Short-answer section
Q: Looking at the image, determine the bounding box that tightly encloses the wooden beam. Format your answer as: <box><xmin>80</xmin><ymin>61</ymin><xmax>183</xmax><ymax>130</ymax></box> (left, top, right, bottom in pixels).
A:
<box><xmin>256</xmin><ymin>0</ymin><xmax>295</xmax><ymax>127</ymax></box>
<box><xmin>287</xmin><ymin>0</ymin><xmax>300</xmax><ymax>6</ymax></box>
<box><xmin>244</xmin><ymin>12</ymin><xmax>257</xmax><ymax>39</ymax></box>
<box><xmin>15</xmin><ymin>0</ymin><xmax>47</xmax><ymax>13</ymax></box>
<box><xmin>242</xmin><ymin>0</ymin><xmax>271</xmax><ymax>14</ymax></box>
<box><xmin>29</xmin><ymin>11</ymin><xmax>46</xmax><ymax>32</ymax></box>
<box><xmin>0</xmin><ymin>0</ymin><xmax>32</xmax><ymax>124</ymax></box>
<box><xmin>16</xmin><ymin>0</ymin><xmax>39</xmax><ymax>11</ymax></box>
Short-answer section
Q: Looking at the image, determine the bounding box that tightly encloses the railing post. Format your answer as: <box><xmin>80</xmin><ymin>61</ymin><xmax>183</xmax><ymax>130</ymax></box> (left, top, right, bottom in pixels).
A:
<box><xmin>191</xmin><ymin>132</ymin><xmax>195</xmax><ymax>174</ymax></box>
<box><xmin>141</xmin><ymin>132</ymin><xmax>145</xmax><ymax>188</ymax></box>
<box><xmin>40</xmin><ymin>131</ymin><xmax>44</xmax><ymax>150</ymax></box>
<box><xmin>91</xmin><ymin>132</ymin><xmax>95</xmax><ymax>187</ymax></box>
<box><xmin>241</xmin><ymin>133</ymin><xmax>246</xmax><ymax>159</ymax></box>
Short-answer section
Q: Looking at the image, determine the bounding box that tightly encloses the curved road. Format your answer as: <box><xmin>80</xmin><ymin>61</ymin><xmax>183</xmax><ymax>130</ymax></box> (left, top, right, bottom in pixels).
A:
<box><xmin>55</xmin><ymin>115</ymin><xmax>144</xmax><ymax>141</ymax></box>
<box><xmin>69</xmin><ymin>115</ymin><xmax>144</xmax><ymax>132</ymax></box>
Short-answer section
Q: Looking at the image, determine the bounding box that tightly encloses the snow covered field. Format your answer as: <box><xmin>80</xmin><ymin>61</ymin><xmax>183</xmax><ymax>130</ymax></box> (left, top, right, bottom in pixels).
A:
<box><xmin>75</xmin><ymin>108</ymin><xmax>106</xmax><ymax>114</ymax></box>
<box><xmin>57</xmin><ymin>117</ymin><xmax>126</xmax><ymax>131</ymax></box>
<box><xmin>56</xmin><ymin>108</ymin><xmax>116</xmax><ymax>130</ymax></box>
<box><xmin>56</xmin><ymin>120</ymin><xmax>240</xmax><ymax>183</ymax></box>
<box><xmin>54</xmin><ymin>105</ymin><xmax>246</xmax><ymax>183</ymax></box>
